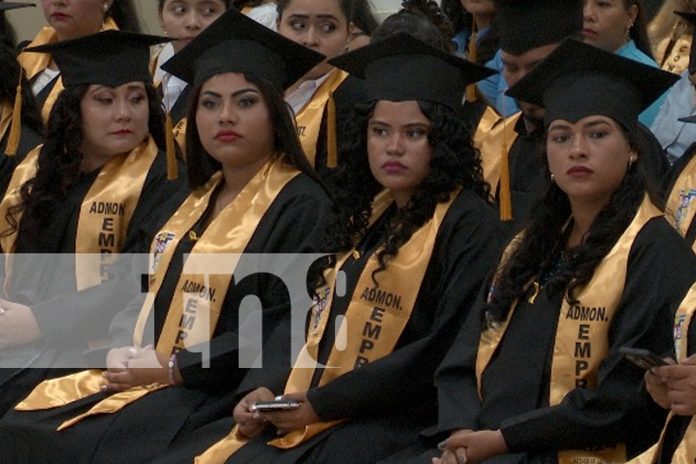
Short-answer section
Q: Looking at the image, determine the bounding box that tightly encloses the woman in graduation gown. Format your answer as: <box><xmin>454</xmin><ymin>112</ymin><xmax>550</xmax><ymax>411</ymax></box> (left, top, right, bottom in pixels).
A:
<box><xmin>277</xmin><ymin>0</ymin><xmax>366</xmax><ymax>176</ymax></box>
<box><xmin>626</xmin><ymin>283</ymin><xmax>696</xmax><ymax>463</ymax></box>
<box><xmin>0</xmin><ymin>30</ymin><xmax>186</xmax><ymax>417</ymax></box>
<box><xmin>0</xmin><ymin>3</ymin><xmax>44</xmax><ymax>196</ymax></box>
<box><xmin>151</xmin><ymin>0</ymin><xmax>230</xmax><ymax>156</ymax></box>
<box><xmin>423</xmin><ymin>40</ymin><xmax>696</xmax><ymax>464</ymax></box>
<box><xmin>191</xmin><ymin>33</ymin><xmax>506</xmax><ymax>464</ymax></box>
<box><xmin>18</xmin><ymin>0</ymin><xmax>139</xmax><ymax>123</ymax></box>
<box><xmin>0</xmin><ymin>9</ymin><xmax>332</xmax><ymax>464</ymax></box>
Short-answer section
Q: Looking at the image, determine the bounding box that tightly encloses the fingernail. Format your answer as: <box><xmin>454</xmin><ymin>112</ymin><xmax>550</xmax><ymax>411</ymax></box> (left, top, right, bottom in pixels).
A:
<box><xmin>100</xmin><ymin>384</ymin><xmax>108</xmax><ymax>393</ymax></box>
<box><xmin>458</xmin><ymin>456</ymin><xmax>467</xmax><ymax>464</ymax></box>
<box><xmin>274</xmin><ymin>395</ymin><xmax>283</xmax><ymax>400</ymax></box>
<box><xmin>437</xmin><ymin>440</ymin><xmax>447</xmax><ymax>451</ymax></box>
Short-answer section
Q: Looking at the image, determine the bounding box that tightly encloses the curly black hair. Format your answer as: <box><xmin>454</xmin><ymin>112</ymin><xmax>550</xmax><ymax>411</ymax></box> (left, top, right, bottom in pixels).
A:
<box><xmin>322</xmin><ymin>100</ymin><xmax>490</xmax><ymax>286</ymax></box>
<box><xmin>0</xmin><ymin>41</ymin><xmax>43</xmax><ymax>138</ymax></box>
<box><xmin>3</xmin><ymin>82</ymin><xmax>164</xmax><ymax>243</ymax></box>
<box><xmin>371</xmin><ymin>0</ymin><xmax>454</xmax><ymax>52</ymax></box>
<box><xmin>185</xmin><ymin>71</ymin><xmax>324</xmax><ymax>190</ymax></box>
<box><xmin>485</xmin><ymin>129</ymin><xmax>653</xmax><ymax>324</ymax></box>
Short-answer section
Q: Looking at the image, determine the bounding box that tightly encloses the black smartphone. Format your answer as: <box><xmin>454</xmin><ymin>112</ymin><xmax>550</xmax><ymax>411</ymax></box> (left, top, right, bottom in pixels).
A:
<box><xmin>620</xmin><ymin>347</ymin><xmax>669</xmax><ymax>370</ymax></box>
<box><xmin>249</xmin><ymin>400</ymin><xmax>302</xmax><ymax>413</ymax></box>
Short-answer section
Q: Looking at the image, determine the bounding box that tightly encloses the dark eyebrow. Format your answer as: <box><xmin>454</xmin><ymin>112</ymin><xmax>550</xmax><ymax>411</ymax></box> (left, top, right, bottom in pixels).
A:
<box><xmin>286</xmin><ymin>13</ymin><xmax>339</xmax><ymax>20</ymax></box>
<box><xmin>201</xmin><ymin>88</ymin><xmax>259</xmax><ymax>98</ymax></box>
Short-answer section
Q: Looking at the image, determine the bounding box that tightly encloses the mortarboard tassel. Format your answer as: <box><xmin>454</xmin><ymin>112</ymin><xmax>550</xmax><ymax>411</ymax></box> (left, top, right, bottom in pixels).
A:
<box><xmin>465</xmin><ymin>20</ymin><xmax>478</xmax><ymax>103</ymax></box>
<box><xmin>326</xmin><ymin>90</ymin><xmax>338</xmax><ymax>168</ymax></box>
<box><xmin>6</xmin><ymin>68</ymin><xmax>23</xmax><ymax>156</ymax></box>
<box><xmin>499</xmin><ymin>116</ymin><xmax>512</xmax><ymax>221</ymax></box>
<box><xmin>165</xmin><ymin>111</ymin><xmax>178</xmax><ymax>180</ymax></box>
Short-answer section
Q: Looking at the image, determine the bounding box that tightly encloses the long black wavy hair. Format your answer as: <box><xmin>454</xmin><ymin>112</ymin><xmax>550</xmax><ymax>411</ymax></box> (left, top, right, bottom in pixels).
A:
<box><xmin>3</xmin><ymin>82</ymin><xmax>164</xmax><ymax>242</ymax></box>
<box><xmin>0</xmin><ymin>41</ymin><xmax>43</xmax><ymax>137</ymax></box>
<box><xmin>185</xmin><ymin>71</ymin><xmax>323</xmax><ymax>190</ymax></box>
<box><xmin>321</xmin><ymin>99</ymin><xmax>490</xmax><ymax>286</ymax></box>
<box><xmin>485</xmin><ymin>127</ymin><xmax>652</xmax><ymax>324</ymax></box>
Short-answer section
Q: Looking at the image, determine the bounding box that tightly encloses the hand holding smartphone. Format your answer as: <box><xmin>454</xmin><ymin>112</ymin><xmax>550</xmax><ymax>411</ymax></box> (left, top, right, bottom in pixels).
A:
<box><xmin>249</xmin><ymin>399</ymin><xmax>302</xmax><ymax>413</ymax></box>
<box><xmin>620</xmin><ymin>347</ymin><xmax>669</xmax><ymax>371</ymax></box>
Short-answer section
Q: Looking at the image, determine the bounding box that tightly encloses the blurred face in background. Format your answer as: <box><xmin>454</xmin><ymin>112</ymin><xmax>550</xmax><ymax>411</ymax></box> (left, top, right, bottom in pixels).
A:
<box><xmin>277</xmin><ymin>0</ymin><xmax>351</xmax><ymax>81</ymax></box>
<box><xmin>159</xmin><ymin>0</ymin><xmax>227</xmax><ymax>52</ymax></box>
<box><xmin>41</xmin><ymin>0</ymin><xmax>111</xmax><ymax>41</ymax></box>
<box><xmin>582</xmin><ymin>0</ymin><xmax>637</xmax><ymax>52</ymax></box>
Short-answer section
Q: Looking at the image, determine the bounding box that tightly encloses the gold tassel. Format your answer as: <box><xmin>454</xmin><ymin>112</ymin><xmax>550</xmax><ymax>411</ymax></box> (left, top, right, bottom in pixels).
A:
<box><xmin>499</xmin><ymin>119</ymin><xmax>512</xmax><ymax>221</ymax></box>
<box><xmin>465</xmin><ymin>20</ymin><xmax>478</xmax><ymax>103</ymax></box>
<box><xmin>6</xmin><ymin>68</ymin><xmax>23</xmax><ymax>156</ymax></box>
<box><xmin>326</xmin><ymin>90</ymin><xmax>338</xmax><ymax>168</ymax></box>
<box><xmin>165</xmin><ymin>111</ymin><xmax>178</xmax><ymax>180</ymax></box>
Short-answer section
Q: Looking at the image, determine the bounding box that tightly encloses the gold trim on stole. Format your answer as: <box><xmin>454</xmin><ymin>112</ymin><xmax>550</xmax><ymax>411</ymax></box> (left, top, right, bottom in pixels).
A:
<box><xmin>74</xmin><ymin>137</ymin><xmax>159</xmax><ymax>290</ymax></box>
<box><xmin>473</xmin><ymin>109</ymin><xmax>521</xmax><ymax>193</ymax></box>
<box><xmin>476</xmin><ymin>196</ymin><xmax>661</xmax><ymax>463</ymax></box>
<box><xmin>196</xmin><ymin>189</ymin><xmax>460</xmax><ymax>462</ymax></box>
<box><xmin>665</xmin><ymin>153</ymin><xmax>696</xmax><ymax>252</ymax></box>
<box><xmin>18</xmin><ymin>18</ymin><xmax>119</xmax><ymax>123</ymax></box>
<box><xmin>628</xmin><ymin>284</ymin><xmax>696</xmax><ymax>464</ymax></box>
<box><xmin>294</xmin><ymin>69</ymin><xmax>348</xmax><ymax>167</ymax></box>
<box><xmin>15</xmin><ymin>158</ymin><xmax>301</xmax><ymax>428</ymax></box>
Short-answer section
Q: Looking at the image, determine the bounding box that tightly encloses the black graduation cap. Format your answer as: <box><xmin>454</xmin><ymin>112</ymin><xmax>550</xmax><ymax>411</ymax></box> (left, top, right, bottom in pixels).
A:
<box><xmin>496</xmin><ymin>0</ymin><xmax>583</xmax><ymax>56</ymax></box>
<box><xmin>161</xmin><ymin>8</ymin><xmax>325</xmax><ymax>91</ymax></box>
<box><xmin>674</xmin><ymin>11</ymin><xmax>696</xmax><ymax>75</ymax></box>
<box><xmin>506</xmin><ymin>39</ymin><xmax>679</xmax><ymax>133</ymax></box>
<box><xmin>24</xmin><ymin>30</ymin><xmax>171</xmax><ymax>88</ymax></box>
<box><xmin>328</xmin><ymin>32</ymin><xmax>496</xmax><ymax>112</ymax></box>
<box><xmin>0</xmin><ymin>2</ymin><xmax>34</xmax><ymax>12</ymax></box>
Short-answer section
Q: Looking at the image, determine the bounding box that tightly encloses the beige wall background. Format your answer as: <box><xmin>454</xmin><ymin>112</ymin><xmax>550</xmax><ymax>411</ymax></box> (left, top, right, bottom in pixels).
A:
<box><xmin>6</xmin><ymin>0</ymin><xmax>407</xmax><ymax>43</ymax></box>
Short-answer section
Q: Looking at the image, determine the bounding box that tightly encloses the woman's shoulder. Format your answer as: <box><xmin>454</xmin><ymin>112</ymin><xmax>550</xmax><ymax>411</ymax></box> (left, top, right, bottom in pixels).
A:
<box><xmin>634</xmin><ymin>215</ymin><xmax>696</xmax><ymax>261</ymax></box>
<box><xmin>438</xmin><ymin>190</ymin><xmax>504</xmax><ymax>243</ymax></box>
<box><xmin>278</xmin><ymin>171</ymin><xmax>332</xmax><ymax>206</ymax></box>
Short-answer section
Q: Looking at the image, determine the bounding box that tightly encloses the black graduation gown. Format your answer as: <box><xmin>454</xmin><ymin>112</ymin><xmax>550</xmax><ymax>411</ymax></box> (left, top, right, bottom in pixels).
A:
<box><xmin>0</xmin><ymin>150</ymin><xmax>188</xmax><ymax>416</ymax></box>
<box><xmin>216</xmin><ymin>190</ymin><xmax>505</xmax><ymax>464</ymax></box>
<box><xmin>0</xmin><ymin>173</ymin><xmax>332</xmax><ymax>464</ymax></box>
<box><xmin>397</xmin><ymin>217</ymin><xmax>696</xmax><ymax>463</ymax></box>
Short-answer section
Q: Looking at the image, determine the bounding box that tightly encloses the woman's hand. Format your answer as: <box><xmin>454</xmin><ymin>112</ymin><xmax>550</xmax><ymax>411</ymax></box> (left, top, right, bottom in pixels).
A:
<box><xmin>659</xmin><ymin>354</ymin><xmax>696</xmax><ymax>415</ymax></box>
<box><xmin>435</xmin><ymin>429</ymin><xmax>507</xmax><ymax>464</ymax></box>
<box><xmin>0</xmin><ymin>299</ymin><xmax>41</xmax><ymax>348</ymax></box>
<box><xmin>102</xmin><ymin>346</ymin><xmax>168</xmax><ymax>392</ymax></box>
<box><xmin>233</xmin><ymin>387</ymin><xmax>275</xmax><ymax>439</ymax></box>
<box><xmin>645</xmin><ymin>357</ymin><xmax>674</xmax><ymax>410</ymax></box>
<box><xmin>433</xmin><ymin>429</ymin><xmax>472</xmax><ymax>464</ymax></box>
<box><xmin>259</xmin><ymin>391</ymin><xmax>319</xmax><ymax>433</ymax></box>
